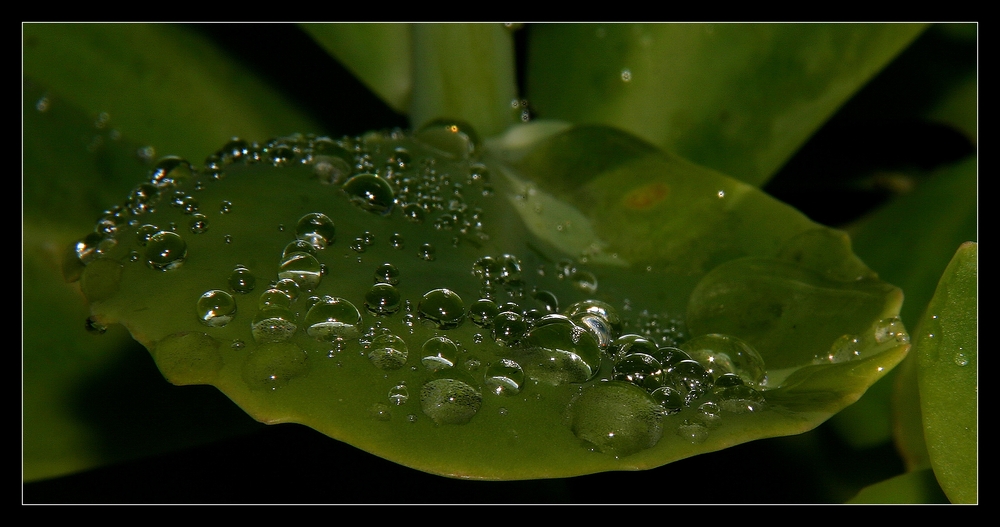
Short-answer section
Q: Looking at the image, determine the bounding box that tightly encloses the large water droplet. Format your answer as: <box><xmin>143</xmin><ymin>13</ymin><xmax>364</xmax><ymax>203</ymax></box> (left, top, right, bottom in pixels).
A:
<box><xmin>228</xmin><ymin>265</ymin><xmax>256</xmax><ymax>294</ymax></box>
<box><xmin>414</xmin><ymin>119</ymin><xmax>479</xmax><ymax>159</ymax></box>
<box><xmin>251</xmin><ymin>307</ymin><xmax>297</xmax><ymax>343</ymax></box>
<box><xmin>196</xmin><ymin>289</ymin><xmax>237</xmax><ymax>327</ymax></box>
<box><xmin>567</xmin><ymin>381</ymin><xmax>663</xmax><ymax>458</ymax></box>
<box><xmin>304</xmin><ymin>297</ymin><xmax>362</xmax><ymax>341</ymax></box>
<box><xmin>242</xmin><ymin>341</ymin><xmax>308</xmax><ymax>391</ymax></box>
<box><xmin>343</xmin><ymin>173</ymin><xmax>395</xmax><ymax>214</ymax></box>
<box><xmin>145</xmin><ymin>231</ymin><xmax>187</xmax><ymax>271</ymax></box>
<box><xmin>484</xmin><ymin>358</ymin><xmax>525</xmax><ymax>396</ymax></box>
<box><xmin>368</xmin><ymin>333</ymin><xmax>408</xmax><ymax>370</ymax></box>
<box><xmin>518</xmin><ymin>315</ymin><xmax>602</xmax><ymax>385</ymax></box>
<box><xmin>417</xmin><ymin>288</ymin><xmax>465</xmax><ymax>329</ymax></box>
<box><xmin>278</xmin><ymin>251</ymin><xmax>323</xmax><ymax>292</ymax></box>
<box><xmin>421</xmin><ymin>336</ymin><xmax>458</xmax><ymax>371</ymax></box>
<box><xmin>151</xmin><ymin>332</ymin><xmax>224</xmax><ymax>385</ymax></box>
<box><xmin>420</xmin><ymin>378</ymin><xmax>482</xmax><ymax>425</ymax></box>
<box><xmin>365</xmin><ymin>283</ymin><xmax>402</xmax><ymax>316</ymax></box>
<box><xmin>679</xmin><ymin>333</ymin><xmax>766</xmax><ymax>388</ymax></box>
<box><xmin>295</xmin><ymin>212</ymin><xmax>336</xmax><ymax>250</ymax></box>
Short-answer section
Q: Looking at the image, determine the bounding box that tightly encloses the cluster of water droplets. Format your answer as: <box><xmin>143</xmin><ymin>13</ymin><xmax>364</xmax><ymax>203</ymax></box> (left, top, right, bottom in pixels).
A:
<box><xmin>65</xmin><ymin>120</ymin><xmax>792</xmax><ymax>460</ymax></box>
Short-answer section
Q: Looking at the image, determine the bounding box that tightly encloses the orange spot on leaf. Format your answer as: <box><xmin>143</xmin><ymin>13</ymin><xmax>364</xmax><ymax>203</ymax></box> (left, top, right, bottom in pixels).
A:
<box><xmin>622</xmin><ymin>182</ymin><xmax>670</xmax><ymax>210</ymax></box>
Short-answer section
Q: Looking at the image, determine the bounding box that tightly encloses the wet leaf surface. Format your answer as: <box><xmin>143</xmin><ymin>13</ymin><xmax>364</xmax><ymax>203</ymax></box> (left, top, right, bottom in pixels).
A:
<box><xmin>70</xmin><ymin>123</ymin><xmax>908</xmax><ymax>480</ymax></box>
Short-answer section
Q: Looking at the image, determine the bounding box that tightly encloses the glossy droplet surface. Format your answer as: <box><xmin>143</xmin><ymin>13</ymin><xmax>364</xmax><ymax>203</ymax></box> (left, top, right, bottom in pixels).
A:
<box><xmin>196</xmin><ymin>289</ymin><xmax>236</xmax><ymax>327</ymax></box>
<box><xmin>145</xmin><ymin>231</ymin><xmax>187</xmax><ymax>270</ymax></box>
<box><xmin>420</xmin><ymin>378</ymin><xmax>482</xmax><ymax>425</ymax></box>
<box><xmin>417</xmin><ymin>289</ymin><xmax>465</xmax><ymax>329</ymax></box>
<box><xmin>304</xmin><ymin>297</ymin><xmax>362</xmax><ymax>341</ymax></box>
<box><xmin>364</xmin><ymin>283</ymin><xmax>402</xmax><ymax>316</ymax></box>
<box><xmin>680</xmin><ymin>333</ymin><xmax>766</xmax><ymax>388</ymax></box>
<box><xmin>421</xmin><ymin>336</ymin><xmax>458</xmax><ymax>371</ymax></box>
<box><xmin>343</xmin><ymin>174</ymin><xmax>395</xmax><ymax>214</ymax></box>
<box><xmin>228</xmin><ymin>265</ymin><xmax>256</xmax><ymax>294</ymax></box>
<box><xmin>484</xmin><ymin>358</ymin><xmax>525</xmax><ymax>396</ymax></box>
<box><xmin>242</xmin><ymin>341</ymin><xmax>308</xmax><ymax>391</ymax></box>
<box><xmin>278</xmin><ymin>252</ymin><xmax>323</xmax><ymax>292</ymax></box>
<box><xmin>567</xmin><ymin>382</ymin><xmax>663</xmax><ymax>458</ymax></box>
<box><xmin>368</xmin><ymin>333</ymin><xmax>408</xmax><ymax>370</ymax></box>
<box><xmin>295</xmin><ymin>212</ymin><xmax>336</xmax><ymax>250</ymax></box>
<box><xmin>519</xmin><ymin>316</ymin><xmax>602</xmax><ymax>385</ymax></box>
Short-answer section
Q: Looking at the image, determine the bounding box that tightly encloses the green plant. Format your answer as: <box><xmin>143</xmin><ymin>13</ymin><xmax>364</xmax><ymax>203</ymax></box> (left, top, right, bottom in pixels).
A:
<box><xmin>22</xmin><ymin>23</ymin><xmax>976</xmax><ymax>504</ymax></box>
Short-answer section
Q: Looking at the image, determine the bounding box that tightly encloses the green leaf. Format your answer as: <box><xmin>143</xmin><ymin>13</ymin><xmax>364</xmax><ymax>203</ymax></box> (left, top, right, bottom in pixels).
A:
<box><xmin>22</xmin><ymin>23</ymin><xmax>324</xmax><ymax>162</ymax></box>
<box><xmin>409</xmin><ymin>24</ymin><xmax>519</xmax><ymax>137</ymax></box>
<box><xmin>301</xmin><ymin>23</ymin><xmax>413</xmax><ymax>115</ymax></box>
<box><xmin>22</xmin><ymin>84</ymin><xmax>264</xmax><ymax>483</ymax></box>
<box><xmin>526</xmin><ymin>23</ymin><xmax>927</xmax><ymax>186</ymax></box>
<box><xmin>915</xmin><ymin>242</ymin><xmax>977</xmax><ymax>504</ymax></box>
<box><xmin>847</xmin><ymin>468</ymin><xmax>949</xmax><ymax>504</ymax></box>
<box><xmin>70</xmin><ymin>124</ymin><xmax>908</xmax><ymax>480</ymax></box>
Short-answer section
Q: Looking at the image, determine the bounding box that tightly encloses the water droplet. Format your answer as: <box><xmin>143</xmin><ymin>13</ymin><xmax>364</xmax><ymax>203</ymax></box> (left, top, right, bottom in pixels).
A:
<box><xmin>365</xmin><ymin>283</ymin><xmax>402</xmax><ymax>316</ymax></box>
<box><xmin>145</xmin><ymin>231</ymin><xmax>187</xmax><ymax>271</ymax></box>
<box><xmin>874</xmin><ymin>316</ymin><xmax>910</xmax><ymax>345</ymax></box>
<box><xmin>565</xmin><ymin>300</ymin><xmax>622</xmax><ymax>350</ymax></box>
<box><xmin>414</xmin><ymin>119</ymin><xmax>479</xmax><ymax>159</ymax></box>
<box><xmin>712</xmin><ymin>375</ymin><xmax>766</xmax><ymax>414</ymax></box>
<box><xmin>677</xmin><ymin>420</ymin><xmax>709</xmax><ymax>444</ymax></box>
<box><xmin>228</xmin><ymin>265</ymin><xmax>256</xmax><ymax>294</ymax></box>
<box><xmin>251</xmin><ymin>307</ymin><xmax>297</xmax><ymax>343</ymax></box>
<box><xmin>370</xmin><ymin>402</ymin><xmax>392</xmax><ymax>421</ymax></box>
<box><xmin>420</xmin><ymin>378</ymin><xmax>482</xmax><ymax>425</ymax></box>
<box><xmin>420</xmin><ymin>336</ymin><xmax>458</xmax><ymax>371</ymax></box>
<box><xmin>343</xmin><ymin>173</ymin><xmax>395</xmax><ymax>214</ymax></box>
<box><xmin>402</xmin><ymin>203</ymin><xmax>426</xmax><ymax>223</ymax></box>
<box><xmin>295</xmin><ymin>212</ymin><xmax>336</xmax><ymax>250</ymax></box>
<box><xmin>196</xmin><ymin>289</ymin><xmax>237</xmax><ymax>327</ymax></box>
<box><xmin>374</xmin><ymin>263</ymin><xmax>400</xmax><ymax>285</ymax></box>
<box><xmin>469</xmin><ymin>298</ymin><xmax>500</xmax><ymax>327</ymax></box>
<box><xmin>278</xmin><ymin>251</ymin><xmax>323</xmax><ymax>292</ymax></box>
<box><xmin>390</xmin><ymin>233</ymin><xmax>405</xmax><ymax>249</ymax></box>
<box><xmin>519</xmin><ymin>315</ymin><xmax>602</xmax><ymax>385</ymax></box>
<box><xmin>149</xmin><ymin>156</ymin><xmax>193</xmax><ymax>190</ymax></box>
<box><xmin>954</xmin><ymin>352</ymin><xmax>970</xmax><ymax>367</ymax></box>
<box><xmin>79</xmin><ymin>257</ymin><xmax>123</xmax><ymax>302</ymax></box>
<box><xmin>189</xmin><ymin>213</ymin><xmax>209</xmax><ymax>234</ymax></box>
<box><xmin>258</xmin><ymin>288</ymin><xmax>292</xmax><ymax>311</ymax></box>
<box><xmin>650</xmin><ymin>386</ymin><xmax>684</xmax><ymax>415</ymax></box>
<box><xmin>621</xmin><ymin>68</ymin><xmax>632</xmax><ymax>82</ymax></box>
<box><xmin>679</xmin><ymin>333</ymin><xmax>766</xmax><ymax>388</ymax></box>
<box><xmin>417</xmin><ymin>288</ymin><xmax>465</xmax><ymax>329</ymax></box>
<box><xmin>569</xmin><ymin>269</ymin><xmax>598</xmax><ymax>294</ymax></box>
<box><xmin>242</xmin><ymin>341</ymin><xmax>308</xmax><ymax>391</ymax></box>
<box><xmin>484</xmin><ymin>358</ymin><xmax>525</xmax><ymax>396</ymax></box>
<box><xmin>492</xmin><ymin>311</ymin><xmax>527</xmax><ymax>346</ymax></box>
<box><xmin>388</xmin><ymin>382</ymin><xmax>409</xmax><ymax>405</ymax></box>
<box><xmin>613</xmin><ymin>352</ymin><xmax>663</xmax><ymax>391</ymax></box>
<box><xmin>368</xmin><ymin>333</ymin><xmax>408</xmax><ymax>370</ymax></box>
<box><xmin>567</xmin><ymin>382</ymin><xmax>663</xmax><ymax>457</ymax></box>
<box><xmin>152</xmin><ymin>332</ymin><xmax>224</xmax><ymax>385</ymax></box>
<box><xmin>663</xmin><ymin>359</ymin><xmax>713</xmax><ymax>405</ymax></box>
<box><xmin>418</xmin><ymin>243</ymin><xmax>436</xmax><ymax>261</ymax></box>
<box><xmin>219</xmin><ymin>200</ymin><xmax>233</xmax><ymax>214</ymax></box>
<box><xmin>304</xmin><ymin>297</ymin><xmax>362</xmax><ymax>341</ymax></box>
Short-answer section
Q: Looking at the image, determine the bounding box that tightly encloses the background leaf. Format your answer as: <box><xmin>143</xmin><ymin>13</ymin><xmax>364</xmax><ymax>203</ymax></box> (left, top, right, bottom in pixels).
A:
<box><xmin>526</xmin><ymin>23</ymin><xmax>927</xmax><ymax>187</ymax></box>
<box><xmin>915</xmin><ymin>242</ymin><xmax>977</xmax><ymax>504</ymax></box>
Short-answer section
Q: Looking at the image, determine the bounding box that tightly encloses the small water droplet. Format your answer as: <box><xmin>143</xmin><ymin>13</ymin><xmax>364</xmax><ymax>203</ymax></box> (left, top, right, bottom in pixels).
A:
<box><xmin>388</xmin><ymin>382</ymin><xmax>409</xmax><ymax>405</ymax></box>
<box><xmin>369</xmin><ymin>333</ymin><xmax>408</xmax><ymax>370</ymax></box>
<box><xmin>418</xmin><ymin>243</ymin><xmax>436</xmax><ymax>261</ymax></box>
<box><xmin>954</xmin><ymin>352</ymin><xmax>970</xmax><ymax>367</ymax></box>
<box><xmin>365</xmin><ymin>283</ymin><xmax>402</xmax><ymax>316</ymax></box>
<box><xmin>295</xmin><ymin>212</ymin><xmax>336</xmax><ymax>250</ymax></box>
